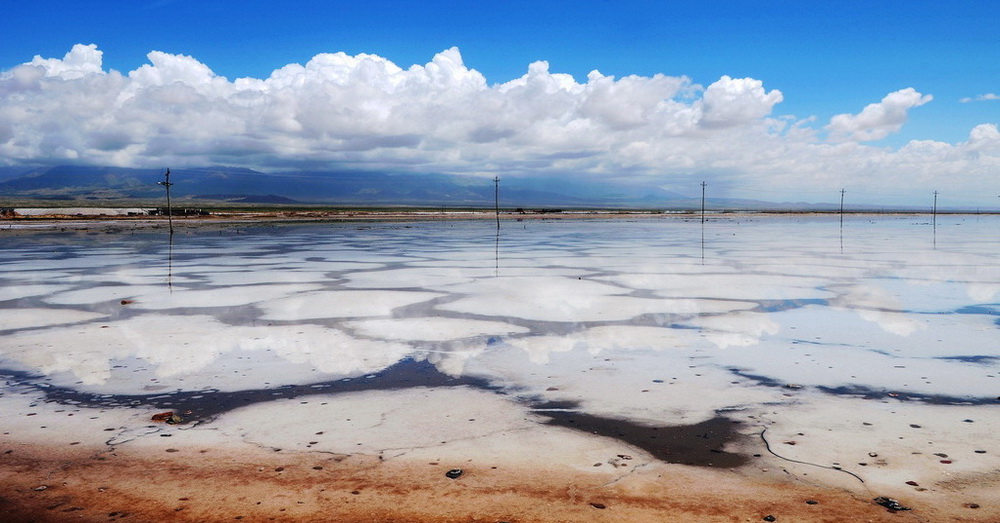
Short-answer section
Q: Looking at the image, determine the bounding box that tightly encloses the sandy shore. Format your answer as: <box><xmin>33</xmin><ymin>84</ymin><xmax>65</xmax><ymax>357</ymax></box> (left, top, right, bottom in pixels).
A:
<box><xmin>3</xmin><ymin>385</ymin><xmax>998</xmax><ymax>522</ymax></box>
<box><xmin>0</xmin><ymin>443</ymin><xmax>917</xmax><ymax>523</ymax></box>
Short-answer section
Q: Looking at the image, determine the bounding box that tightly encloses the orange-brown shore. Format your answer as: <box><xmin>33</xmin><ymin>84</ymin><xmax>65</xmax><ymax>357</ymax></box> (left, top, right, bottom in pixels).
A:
<box><xmin>0</xmin><ymin>441</ymin><xmax>968</xmax><ymax>523</ymax></box>
<box><xmin>3</xmin><ymin>430</ymin><xmax>998</xmax><ymax>523</ymax></box>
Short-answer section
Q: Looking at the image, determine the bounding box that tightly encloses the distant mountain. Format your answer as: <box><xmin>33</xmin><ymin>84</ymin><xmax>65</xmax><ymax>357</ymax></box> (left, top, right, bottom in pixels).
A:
<box><xmin>0</xmin><ymin>165</ymin><xmax>693</xmax><ymax>208</ymax></box>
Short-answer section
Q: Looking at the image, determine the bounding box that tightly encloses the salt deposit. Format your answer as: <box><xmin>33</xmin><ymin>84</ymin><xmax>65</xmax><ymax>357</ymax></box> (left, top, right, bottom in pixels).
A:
<box><xmin>1</xmin><ymin>214</ymin><xmax>998</xmax><ymax>521</ymax></box>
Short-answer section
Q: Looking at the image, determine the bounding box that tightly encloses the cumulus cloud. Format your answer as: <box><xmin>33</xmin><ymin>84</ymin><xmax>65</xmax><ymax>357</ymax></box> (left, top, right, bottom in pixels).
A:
<box><xmin>0</xmin><ymin>44</ymin><xmax>998</xmax><ymax>204</ymax></box>
<box><xmin>826</xmin><ymin>88</ymin><xmax>933</xmax><ymax>142</ymax></box>
<box><xmin>0</xmin><ymin>44</ymin><xmax>783</xmax><ymax>174</ymax></box>
<box><xmin>699</xmin><ymin>75</ymin><xmax>783</xmax><ymax>128</ymax></box>
<box><xmin>960</xmin><ymin>93</ymin><xmax>1000</xmax><ymax>103</ymax></box>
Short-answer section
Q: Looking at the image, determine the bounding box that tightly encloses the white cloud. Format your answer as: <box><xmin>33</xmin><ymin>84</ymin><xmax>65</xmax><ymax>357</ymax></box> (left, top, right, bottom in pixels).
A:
<box><xmin>1</xmin><ymin>45</ymin><xmax>998</xmax><ymax>204</ymax></box>
<box><xmin>959</xmin><ymin>93</ymin><xmax>1000</xmax><ymax>103</ymax></box>
<box><xmin>27</xmin><ymin>43</ymin><xmax>105</xmax><ymax>79</ymax></box>
<box><xmin>826</xmin><ymin>88</ymin><xmax>933</xmax><ymax>142</ymax></box>
<box><xmin>699</xmin><ymin>75</ymin><xmax>784</xmax><ymax>128</ymax></box>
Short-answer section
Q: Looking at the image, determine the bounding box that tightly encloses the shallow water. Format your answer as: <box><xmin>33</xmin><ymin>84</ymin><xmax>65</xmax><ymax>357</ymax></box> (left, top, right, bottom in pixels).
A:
<box><xmin>2</xmin><ymin>215</ymin><xmax>998</xmax><ymax>473</ymax></box>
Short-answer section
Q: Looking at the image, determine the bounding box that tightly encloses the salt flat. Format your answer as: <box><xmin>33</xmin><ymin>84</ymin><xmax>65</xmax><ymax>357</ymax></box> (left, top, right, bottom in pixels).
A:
<box><xmin>1</xmin><ymin>214</ymin><xmax>998</xmax><ymax>521</ymax></box>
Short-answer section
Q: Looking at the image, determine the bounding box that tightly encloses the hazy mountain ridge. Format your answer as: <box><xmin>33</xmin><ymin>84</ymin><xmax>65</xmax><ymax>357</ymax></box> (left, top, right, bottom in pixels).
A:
<box><xmin>0</xmin><ymin>165</ymin><xmax>954</xmax><ymax>211</ymax></box>
<box><xmin>0</xmin><ymin>165</ymin><xmax>693</xmax><ymax>208</ymax></box>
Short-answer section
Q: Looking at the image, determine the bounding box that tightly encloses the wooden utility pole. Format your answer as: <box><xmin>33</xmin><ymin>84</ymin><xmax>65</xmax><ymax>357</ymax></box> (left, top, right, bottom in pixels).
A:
<box><xmin>933</xmin><ymin>190</ymin><xmax>938</xmax><ymax>221</ymax></box>
<box><xmin>840</xmin><ymin>188</ymin><xmax>846</xmax><ymax>225</ymax></box>
<box><xmin>158</xmin><ymin>168</ymin><xmax>174</xmax><ymax>235</ymax></box>
<box><xmin>493</xmin><ymin>176</ymin><xmax>500</xmax><ymax>230</ymax></box>
<box><xmin>700</xmin><ymin>181</ymin><xmax>707</xmax><ymax>223</ymax></box>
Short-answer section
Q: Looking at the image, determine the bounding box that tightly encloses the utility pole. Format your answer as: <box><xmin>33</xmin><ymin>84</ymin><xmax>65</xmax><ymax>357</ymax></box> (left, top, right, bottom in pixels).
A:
<box><xmin>158</xmin><ymin>168</ymin><xmax>174</xmax><ymax>235</ymax></box>
<box><xmin>932</xmin><ymin>190</ymin><xmax>939</xmax><ymax>249</ymax></box>
<box><xmin>839</xmin><ymin>189</ymin><xmax>845</xmax><ymax>216</ymax></box>
<box><xmin>493</xmin><ymin>176</ymin><xmax>500</xmax><ymax>230</ymax></box>
<box><xmin>700</xmin><ymin>181</ymin><xmax>707</xmax><ymax>223</ymax></box>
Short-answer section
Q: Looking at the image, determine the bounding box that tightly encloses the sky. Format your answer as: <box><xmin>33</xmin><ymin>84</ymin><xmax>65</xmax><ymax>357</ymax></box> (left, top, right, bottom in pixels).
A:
<box><xmin>1</xmin><ymin>0</ymin><xmax>999</xmax><ymax>206</ymax></box>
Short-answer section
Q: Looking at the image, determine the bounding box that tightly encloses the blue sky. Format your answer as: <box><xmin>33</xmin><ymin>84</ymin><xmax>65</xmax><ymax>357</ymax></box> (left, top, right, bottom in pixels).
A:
<box><xmin>2</xmin><ymin>1</ymin><xmax>999</xmax><ymax>205</ymax></box>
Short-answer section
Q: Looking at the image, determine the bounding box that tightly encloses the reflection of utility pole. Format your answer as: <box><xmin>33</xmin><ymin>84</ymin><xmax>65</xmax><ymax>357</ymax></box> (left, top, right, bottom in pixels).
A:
<box><xmin>158</xmin><ymin>168</ymin><xmax>174</xmax><ymax>235</ymax></box>
<box><xmin>700</xmin><ymin>181</ymin><xmax>707</xmax><ymax>223</ymax></box>
<box><xmin>493</xmin><ymin>176</ymin><xmax>500</xmax><ymax>230</ymax></box>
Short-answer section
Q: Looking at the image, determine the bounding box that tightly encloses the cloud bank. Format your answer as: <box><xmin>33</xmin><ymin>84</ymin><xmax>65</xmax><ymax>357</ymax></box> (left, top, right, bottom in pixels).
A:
<box><xmin>1</xmin><ymin>44</ymin><xmax>998</xmax><ymax>203</ymax></box>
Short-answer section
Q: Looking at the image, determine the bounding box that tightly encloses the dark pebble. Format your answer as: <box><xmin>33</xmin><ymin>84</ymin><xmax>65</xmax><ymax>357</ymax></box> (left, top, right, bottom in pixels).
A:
<box><xmin>763</xmin><ymin>516</ymin><xmax>776</xmax><ymax>522</ymax></box>
<box><xmin>905</xmin><ymin>481</ymin><xmax>918</xmax><ymax>486</ymax></box>
<box><xmin>590</xmin><ymin>503</ymin><xmax>606</xmax><ymax>509</ymax></box>
<box><xmin>874</xmin><ymin>496</ymin><xmax>911</xmax><ymax>511</ymax></box>
<box><xmin>909</xmin><ymin>424</ymin><xmax>921</xmax><ymax>428</ymax></box>
<box><xmin>965</xmin><ymin>503</ymin><xmax>980</xmax><ymax>509</ymax></box>
<box><xmin>445</xmin><ymin>469</ymin><xmax>463</xmax><ymax>479</ymax></box>
<box><xmin>805</xmin><ymin>500</ymin><xmax>819</xmax><ymax>505</ymax></box>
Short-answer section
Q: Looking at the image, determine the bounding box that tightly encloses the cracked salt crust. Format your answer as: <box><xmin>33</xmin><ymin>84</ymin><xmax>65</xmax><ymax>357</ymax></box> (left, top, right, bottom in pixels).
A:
<box><xmin>208</xmin><ymin>386</ymin><xmax>644</xmax><ymax>473</ymax></box>
<box><xmin>346</xmin><ymin>317</ymin><xmax>528</xmax><ymax>341</ymax></box>
<box><xmin>259</xmin><ymin>290</ymin><xmax>444</xmax><ymax>321</ymax></box>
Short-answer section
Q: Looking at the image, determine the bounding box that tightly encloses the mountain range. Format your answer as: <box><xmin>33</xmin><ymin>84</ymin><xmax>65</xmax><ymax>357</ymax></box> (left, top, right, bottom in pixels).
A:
<box><xmin>0</xmin><ymin>165</ymin><xmax>704</xmax><ymax>208</ymax></box>
<box><xmin>0</xmin><ymin>164</ymin><xmax>906</xmax><ymax>211</ymax></box>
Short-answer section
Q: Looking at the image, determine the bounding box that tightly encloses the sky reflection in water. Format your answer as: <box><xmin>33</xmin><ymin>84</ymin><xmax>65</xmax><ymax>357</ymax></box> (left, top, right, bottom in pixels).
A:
<box><xmin>1</xmin><ymin>215</ymin><xmax>997</xmax><ymax>427</ymax></box>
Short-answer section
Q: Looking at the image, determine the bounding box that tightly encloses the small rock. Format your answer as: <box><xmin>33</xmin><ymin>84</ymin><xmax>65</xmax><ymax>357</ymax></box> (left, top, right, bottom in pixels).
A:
<box><xmin>965</xmin><ymin>503</ymin><xmax>980</xmax><ymax>509</ymax></box>
<box><xmin>151</xmin><ymin>411</ymin><xmax>175</xmax><ymax>422</ymax></box>
<box><xmin>805</xmin><ymin>500</ymin><xmax>818</xmax><ymax>505</ymax></box>
<box><xmin>873</xmin><ymin>496</ymin><xmax>911</xmax><ymax>511</ymax></box>
<box><xmin>445</xmin><ymin>469</ymin><xmax>463</xmax><ymax>479</ymax></box>
<box><xmin>590</xmin><ymin>503</ymin><xmax>606</xmax><ymax>509</ymax></box>
<box><xmin>905</xmin><ymin>481</ymin><xmax>919</xmax><ymax>486</ymax></box>
<box><xmin>120</xmin><ymin>299</ymin><xmax>134</xmax><ymax>305</ymax></box>
<box><xmin>763</xmin><ymin>515</ymin><xmax>776</xmax><ymax>522</ymax></box>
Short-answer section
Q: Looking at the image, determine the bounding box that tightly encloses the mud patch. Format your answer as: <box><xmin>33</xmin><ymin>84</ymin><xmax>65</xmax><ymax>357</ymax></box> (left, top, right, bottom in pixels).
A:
<box><xmin>538</xmin><ymin>409</ymin><xmax>748</xmax><ymax>467</ymax></box>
